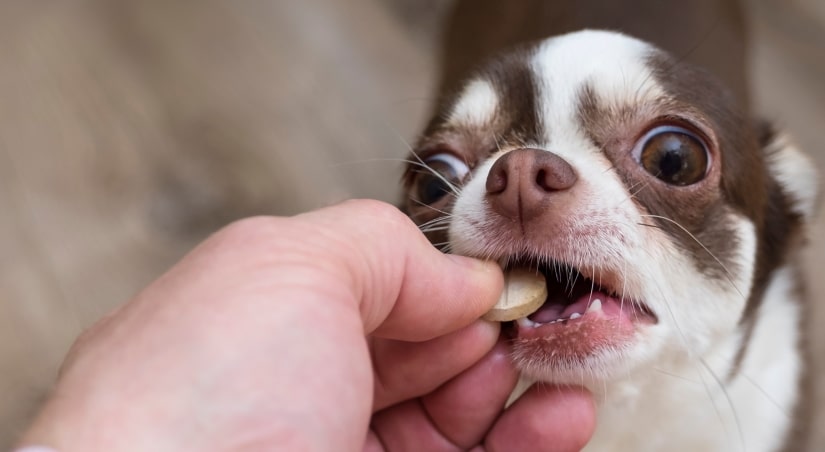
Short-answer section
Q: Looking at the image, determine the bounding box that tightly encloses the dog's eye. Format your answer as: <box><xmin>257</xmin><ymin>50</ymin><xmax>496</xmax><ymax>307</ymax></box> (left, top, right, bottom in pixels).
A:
<box><xmin>413</xmin><ymin>153</ymin><xmax>469</xmax><ymax>204</ymax></box>
<box><xmin>635</xmin><ymin>125</ymin><xmax>709</xmax><ymax>186</ymax></box>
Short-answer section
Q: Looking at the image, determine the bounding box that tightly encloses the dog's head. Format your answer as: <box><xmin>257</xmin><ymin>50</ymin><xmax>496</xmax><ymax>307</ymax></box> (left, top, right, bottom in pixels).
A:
<box><xmin>402</xmin><ymin>30</ymin><xmax>818</xmax><ymax>386</ymax></box>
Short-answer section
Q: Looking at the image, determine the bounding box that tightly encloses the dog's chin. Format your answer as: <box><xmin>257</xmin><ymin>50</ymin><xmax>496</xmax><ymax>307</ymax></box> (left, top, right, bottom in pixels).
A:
<box><xmin>499</xmin><ymin>256</ymin><xmax>659</xmax><ymax>385</ymax></box>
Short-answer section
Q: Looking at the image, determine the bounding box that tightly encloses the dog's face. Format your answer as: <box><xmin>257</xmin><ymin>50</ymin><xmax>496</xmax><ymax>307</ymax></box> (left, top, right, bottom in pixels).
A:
<box><xmin>403</xmin><ymin>30</ymin><xmax>816</xmax><ymax>386</ymax></box>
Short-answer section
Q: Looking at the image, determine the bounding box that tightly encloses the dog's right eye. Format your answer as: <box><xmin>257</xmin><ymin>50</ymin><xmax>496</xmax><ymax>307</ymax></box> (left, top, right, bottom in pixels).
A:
<box><xmin>413</xmin><ymin>153</ymin><xmax>469</xmax><ymax>205</ymax></box>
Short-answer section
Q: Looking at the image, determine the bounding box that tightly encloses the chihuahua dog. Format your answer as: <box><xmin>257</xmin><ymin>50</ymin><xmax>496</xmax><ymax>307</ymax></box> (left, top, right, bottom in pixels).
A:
<box><xmin>401</xmin><ymin>1</ymin><xmax>819</xmax><ymax>451</ymax></box>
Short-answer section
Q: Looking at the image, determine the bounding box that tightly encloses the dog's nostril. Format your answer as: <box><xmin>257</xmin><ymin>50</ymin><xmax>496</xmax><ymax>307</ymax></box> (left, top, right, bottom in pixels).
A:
<box><xmin>536</xmin><ymin>155</ymin><xmax>577</xmax><ymax>192</ymax></box>
<box><xmin>536</xmin><ymin>169</ymin><xmax>549</xmax><ymax>190</ymax></box>
<box><xmin>486</xmin><ymin>166</ymin><xmax>508</xmax><ymax>194</ymax></box>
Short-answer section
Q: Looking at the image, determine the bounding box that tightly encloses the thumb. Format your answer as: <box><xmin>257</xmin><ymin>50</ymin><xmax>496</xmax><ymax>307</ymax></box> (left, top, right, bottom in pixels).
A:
<box><xmin>295</xmin><ymin>199</ymin><xmax>504</xmax><ymax>341</ymax></box>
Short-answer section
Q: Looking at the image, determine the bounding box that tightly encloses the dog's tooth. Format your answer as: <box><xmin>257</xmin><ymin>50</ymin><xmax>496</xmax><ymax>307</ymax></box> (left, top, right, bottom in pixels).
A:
<box><xmin>587</xmin><ymin>299</ymin><xmax>603</xmax><ymax>313</ymax></box>
<box><xmin>516</xmin><ymin>317</ymin><xmax>538</xmax><ymax>328</ymax></box>
<box><xmin>569</xmin><ymin>312</ymin><xmax>582</xmax><ymax>319</ymax></box>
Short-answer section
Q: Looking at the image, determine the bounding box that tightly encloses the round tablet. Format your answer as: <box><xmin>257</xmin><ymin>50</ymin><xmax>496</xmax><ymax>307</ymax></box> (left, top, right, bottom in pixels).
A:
<box><xmin>483</xmin><ymin>268</ymin><xmax>547</xmax><ymax>322</ymax></box>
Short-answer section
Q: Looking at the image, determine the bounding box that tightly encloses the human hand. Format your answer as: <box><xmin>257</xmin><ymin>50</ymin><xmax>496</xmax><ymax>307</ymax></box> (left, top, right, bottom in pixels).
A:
<box><xmin>19</xmin><ymin>200</ymin><xmax>595</xmax><ymax>451</ymax></box>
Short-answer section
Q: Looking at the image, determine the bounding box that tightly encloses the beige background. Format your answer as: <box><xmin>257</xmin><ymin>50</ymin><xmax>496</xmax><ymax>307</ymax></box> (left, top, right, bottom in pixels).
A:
<box><xmin>0</xmin><ymin>0</ymin><xmax>822</xmax><ymax>448</ymax></box>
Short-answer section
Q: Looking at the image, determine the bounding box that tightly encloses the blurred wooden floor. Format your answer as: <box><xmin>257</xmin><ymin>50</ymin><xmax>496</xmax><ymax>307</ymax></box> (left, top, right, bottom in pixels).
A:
<box><xmin>0</xmin><ymin>0</ymin><xmax>823</xmax><ymax>448</ymax></box>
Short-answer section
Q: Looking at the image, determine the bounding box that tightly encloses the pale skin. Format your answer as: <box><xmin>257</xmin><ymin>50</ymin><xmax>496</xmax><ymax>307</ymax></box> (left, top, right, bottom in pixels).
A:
<box><xmin>19</xmin><ymin>200</ymin><xmax>595</xmax><ymax>451</ymax></box>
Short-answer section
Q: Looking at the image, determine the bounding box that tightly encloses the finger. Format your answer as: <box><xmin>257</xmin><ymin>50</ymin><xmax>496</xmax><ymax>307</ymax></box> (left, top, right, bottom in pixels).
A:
<box><xmin>369</xmin><ymin>340</ymin><xmax>518</xmax><ymax>451</ymax></box>
<box><xmin>419</xmin><ymin>339</ymin><xmax>520</xmax><ymax>448</ymax></box>
<box><xmin>372</xmin><ymin>320</ymin><xmax>500</xmax><ymax>411</ymax></box>
<box><xmin>296</xmin><ymin>199</ymin><xmax>504</xmax><ymax>341</ymax></box>
<box><xmin>485</xmin><ymin>385</ymin><xmax>596</xmax><ymax>452</ymax></box>
<box><xmin>370</xmin><ymin>400</ymin><xmax>463</xmax><ymax>452</ymax></box>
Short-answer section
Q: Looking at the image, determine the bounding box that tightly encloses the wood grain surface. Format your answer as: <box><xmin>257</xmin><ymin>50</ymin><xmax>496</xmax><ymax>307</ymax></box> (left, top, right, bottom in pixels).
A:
<box><xmin>0</xmin><ymin>0</ymin><xmax>822</xmax><ymax>448</ymax></box>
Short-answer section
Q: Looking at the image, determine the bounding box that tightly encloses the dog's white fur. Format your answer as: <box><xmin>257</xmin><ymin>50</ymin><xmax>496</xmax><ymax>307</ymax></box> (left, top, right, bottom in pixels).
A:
<box><xmin>766</xmin><ymin>134</ymin><xmax>820</xmax><ymax>219</ymax></box>
<box><xmin>440</xmin><ymin>31</ymin><xmax>816</xmax><ymax>451</ymax></box>
<box><xmin>450</xmin><ymin>79</ymin><xmax>501</xmax><ymax>126</ymax></box>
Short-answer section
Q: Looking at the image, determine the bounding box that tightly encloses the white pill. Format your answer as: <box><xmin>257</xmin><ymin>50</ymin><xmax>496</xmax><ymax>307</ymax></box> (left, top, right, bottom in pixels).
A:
<box><xmin>483</xmin><ymin>268</ymin><xmax>547</xmax><ymax>322</ymax></box>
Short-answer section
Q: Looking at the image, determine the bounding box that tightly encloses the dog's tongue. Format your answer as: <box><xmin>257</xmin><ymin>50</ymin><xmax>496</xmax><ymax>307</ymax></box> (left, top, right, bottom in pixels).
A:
<box><xmin>528</xmin><ymin>291</ymin><xmax>598</xmax><ymax>323</ymax></box>
<box><xmin>518</xmin><ymin>290</ymin><xmax>643</xmax><ymax>337</ymax></box>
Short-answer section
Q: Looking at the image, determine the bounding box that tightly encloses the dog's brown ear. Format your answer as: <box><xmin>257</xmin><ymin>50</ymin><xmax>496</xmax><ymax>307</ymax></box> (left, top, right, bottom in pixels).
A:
<box><xmin>760</xmin><ymin>122</ymin><xmax>820</xmax><ymax>223</ymax></box>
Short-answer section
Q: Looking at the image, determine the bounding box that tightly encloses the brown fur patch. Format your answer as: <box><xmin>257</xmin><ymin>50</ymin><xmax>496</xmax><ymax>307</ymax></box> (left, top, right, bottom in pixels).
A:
<box><xmin>403</xmin><ymin>49</ymin><xmax>546</xmax><ymax>225</ymax></box>
<box><xmin>421</xmin><ymin>47</ymin><xmax>545</xmax><ymax>149</ymax></box>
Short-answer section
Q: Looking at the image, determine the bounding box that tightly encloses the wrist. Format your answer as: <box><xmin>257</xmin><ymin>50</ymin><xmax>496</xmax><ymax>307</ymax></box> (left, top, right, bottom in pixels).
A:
<box><xmin>17</xmin><ymin>391</ymin><xmax>176</xmax><ymax>452</ymax></box>
<box><xmin>13</xmin><ymin>447</ymin><xmax>59</xmax><ymax>452</ymax></box>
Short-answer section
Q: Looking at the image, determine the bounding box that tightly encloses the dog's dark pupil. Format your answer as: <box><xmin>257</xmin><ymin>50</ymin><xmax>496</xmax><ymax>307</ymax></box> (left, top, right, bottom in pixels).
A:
<box><xmin>641</xmin><ymin>130</ymin><xmax>708</xmax><ymax>186</ymax></box>
<box><xmin>659</xmin><ymin>150</ymin><xmax>684</xmax><ymax>179</ymax></box>
<box><xmin>417</xmin><ymin>174</ymin><xmax>451</xmax><ymax>204</ymax></box>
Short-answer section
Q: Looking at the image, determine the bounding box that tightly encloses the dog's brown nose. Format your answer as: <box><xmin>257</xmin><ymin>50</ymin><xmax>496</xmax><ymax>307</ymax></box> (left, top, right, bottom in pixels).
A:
<box><xmin>486</xmin><ymin>148</ymin><xmax>577</xmax><ymax>220</ymax></box>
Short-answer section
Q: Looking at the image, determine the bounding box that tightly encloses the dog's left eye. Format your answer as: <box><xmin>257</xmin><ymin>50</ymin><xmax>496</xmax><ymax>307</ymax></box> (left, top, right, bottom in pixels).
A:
<box><xmin>413</xmin><ymin>153</ymin><xmax>469</xmax><ymax>204</ymax></box>
<box><xmin>635</xmin><ymin>125</ymin><xmax>709</xmax><ymax>186</ymax></box>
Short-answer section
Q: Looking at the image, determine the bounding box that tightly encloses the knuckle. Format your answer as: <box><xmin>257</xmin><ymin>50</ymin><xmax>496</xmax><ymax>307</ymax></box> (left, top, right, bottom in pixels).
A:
<box><xmin>340</xmin><ymin>199</ymin><xmax>414</xmax><ymax>232</ymax></box>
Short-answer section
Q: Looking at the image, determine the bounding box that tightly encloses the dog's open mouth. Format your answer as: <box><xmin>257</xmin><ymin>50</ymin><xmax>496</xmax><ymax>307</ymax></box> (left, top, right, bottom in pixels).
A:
<box><xmin>502</xmin><ymin>256</ymin><xmax>658</xmax><ymax>361</ymax></box>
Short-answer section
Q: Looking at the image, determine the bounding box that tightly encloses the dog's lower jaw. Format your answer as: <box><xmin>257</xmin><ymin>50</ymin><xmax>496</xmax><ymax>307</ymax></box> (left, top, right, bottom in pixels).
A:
<box><xmin>580</xmin><ymin>265</ymin><xmax>803</xmax><ymax>452</ymax></box>
<box><xmin>510</xmin><ymin>317</ymin><xmax>661</xmax><ymax>387</ymax></box>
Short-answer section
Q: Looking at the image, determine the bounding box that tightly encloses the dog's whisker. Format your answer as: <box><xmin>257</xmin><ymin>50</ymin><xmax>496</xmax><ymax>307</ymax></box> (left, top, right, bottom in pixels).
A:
<box><xmin>699</xmin><ymin>357</ymin><xmax>747</xmax><ymax>452</ymax></box>
<box><xmin>740</xmin><ymin>373</ymin><xmax>791</xmax><ymax>419</ymax></box>
<box><xmin>409</xmin><ymin>197</ymin><xmax>454</xmax><ymax>217</ymax></box>
<box><xmin>419</xmin><ymin>227</ymin><xmax>450</xmax><ymax>235</ymax></box>
<box><xmin>404</xmin><ymin>160</ymin><xmax>462</xmax><ymax>196</ymax></box>
<box><xmin>638</xmin><ymin>214</ymin><xmax>744</xmax><ymax>298</ymax></box>
<box><xmin>417</xmin><ymin>218</ymin><xmax>452</xmax><ymax>230</ymax></box>
<box><xmin>417</xmin><ymin>216</ymin><xmax>453</xmax><ymax>229</ymax></box>
<box><xmin>652</xmin><ymin>367</ymin><xmax>701</xmax><ymax>384</ymax></box>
